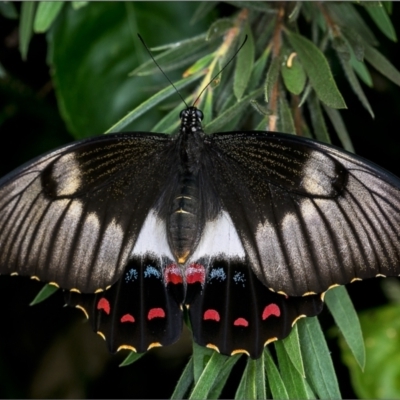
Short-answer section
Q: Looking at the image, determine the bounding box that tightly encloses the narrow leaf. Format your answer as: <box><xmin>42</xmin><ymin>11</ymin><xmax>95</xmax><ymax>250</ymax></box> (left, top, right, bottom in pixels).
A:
<box><xmin>307</xmin><ymin>91</ymin><xmax>331</xmax><ymax>144</ymax></box>
<box><xmin>205</xmin><ymin>88</ymin><xmax>263</xmax><ymax>133</ymax></box>
<box><xmin>19</xmin><ymin>2</ymin><xmax>36</xmax><ymax>60</ymax></box>
<box><xmin>191</xmin><ymin>1</ymin><xmax>218</xmax><ymax>24</ymax></box>
<box><xmin>208</xmin><ymin>355</ymin><xmax>241</xmax><ymax>399</ymax></box>
<box><xmin>365</xmin><ymin>4</ymin><xmax>397</xmax><ymax>42</ymax></box>
<box><xmin>225</xmin><ymin>1</ymin><xmax>275</xmax><ymax>12</ymax></box>
<box><xmin>278</xmin><ymin>95</ymin><xmax>296</xmax><ymax>135</ymax></box>
<box><xmin>171</xmin><ymin>357</ymin><xmax>194</xmax><ymax>399</ymax></box>
<box><xmin>338</xmin><ymin>50</ymin><xmax>374</xmax><ymax>118</ymax></box>
<box><xmin>0</xmin><ymin>2</ymin><xmax>18</xmax><ymax>19</ymax></box>
<box><xmin>119</xmin><ymin>351</ymin><xmax>144</xmax><ymax>367</ymax></box>
<box><xmin>364</xmin><ymin>43</ymin><xmax>400</xmax><ymax>87</ymax></box>
<box><xmin>207</xmin><ymin>18</ymin><xmax>234</xmax><ymax>41</ymax></box>
<box><xmin>130</xmin><ymin>34</ymin><xmax>209</xmax><ymax>76</ymax></box>
<box><xmin>322</xmin><ymin>105</ymin><xmax>355</xmax><ymax>153</ymax></box>
<box><xmin>349</xmin><ymin>49</ymin><xmax>373</xmax><ymax>87</ymax></box>
<box><xmin>275</xmin><ymin>341</ymin><xmax>310</xmax><ymax>399</ymax></box>
<box><xmin>105</xmin><ymin>72</ymin><xmax>203</xmax><ymax>133</ymax></box>
<box><xmin>189</xmin><ymin>352</ymin><xmax>228</xmax><ymax>399</ymax></box>
<box><xmin>235</xmin><ymin>359</ymin><xmax>257</xmax><ymax>400</ymax></box>
<box><xmin>34</xmin><ymin>1</ymin><xmax>64</xmax><ymax>33</ymax></box>
<box><xmin>234</xmin><ymin>25</ymin><xmax>255</xmax><ymax>100</ymax></box>
<box><xmin>30</xmin><ymin>283</ymin><xmax>58</xmax><ymax>305</ymax></box>
<box><xmin>298</xmin><ymin>317</ymin><xmax>342</xmax><ymax>399</ymax></box>
<box><xmin>325</xmin><ymin>286</ymin><xmax>366</xmax><ymax>369</ymax></box>
<box><xmin>264</xmin><ymin>348</ymin><xmax>289</xmax><ymax>400</ymax></box>
<box><xmin>285</xmin><ymin>30</ymin><xmax>346</xmax><ymax>109</ymax></box>
<box><xmin>248</xmin><ymin>46</ymin><xmax>270</xmax><ymax>91</ymax></box>
<box><xmin>282</xmin><ymin>325</ymin><xmax>305</xmax><ymax>377</ymax></box>
<box><xmin>71</xmin><ymin>2</ymin><xmax>88</xmax><ymax>10</ymax></box>
<box><xmin>255</xmin><ymin>353</ymin><xmax>267</xmax><ymax>400</ymax></box>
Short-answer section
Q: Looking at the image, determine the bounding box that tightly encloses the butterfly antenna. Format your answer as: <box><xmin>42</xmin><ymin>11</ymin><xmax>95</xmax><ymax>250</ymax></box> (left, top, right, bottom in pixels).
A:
<box><xmin>137</xmin><ymin>33</ymin><xmax>189</xmax><ymax>108</ymax></box>
<box><xmin>193</xmin><ymin>35</ymin><xmax>248</xmax><ymax>107</ymax></box>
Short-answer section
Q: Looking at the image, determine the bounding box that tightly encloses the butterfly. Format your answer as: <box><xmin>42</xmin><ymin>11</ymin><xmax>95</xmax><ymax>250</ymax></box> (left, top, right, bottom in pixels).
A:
<box><xmin>1</xmin><ymin>105</ymin><xmax>400</xmax><ymax>359</ymax></box>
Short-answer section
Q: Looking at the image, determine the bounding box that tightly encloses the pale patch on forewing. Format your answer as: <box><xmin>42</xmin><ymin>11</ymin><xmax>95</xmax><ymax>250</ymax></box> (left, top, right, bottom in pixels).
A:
<box><xmin>95</xmin><ymin>219</ymin><xmax>126</xmax><ymax>280</ymax></box>
<box><xmin>51</xmin><ymin>152</ymin><xmax>82</xmax><ymax>196</ymax></box>
<box><xmin>189</xmin><ymin>210</ymin><xmax>245</xmax><ymax>261</ymax></box>
<box><xmin>131</xmin><ymin>210</ymin><xmax>174</xmax><ymax>259</ymax></box>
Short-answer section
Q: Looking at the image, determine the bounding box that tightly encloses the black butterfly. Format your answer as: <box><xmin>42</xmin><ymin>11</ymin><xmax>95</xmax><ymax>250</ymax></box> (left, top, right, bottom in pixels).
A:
<box><xmin>1</xmin><ymin>106</ymin><xmax>400</xmax><ymax>358</ymax></box>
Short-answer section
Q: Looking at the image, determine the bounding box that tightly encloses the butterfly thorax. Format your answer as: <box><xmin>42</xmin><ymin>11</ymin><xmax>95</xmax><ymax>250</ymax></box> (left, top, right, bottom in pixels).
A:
<box><xmin>167</xmin><ymin>107</ymin><xmax>206</xmax><ymax>265</ymax></box>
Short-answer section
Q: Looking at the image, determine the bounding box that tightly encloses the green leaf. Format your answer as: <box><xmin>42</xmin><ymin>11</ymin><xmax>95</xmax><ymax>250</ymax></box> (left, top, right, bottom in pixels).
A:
<box><xmin>208</xmin><ymin>355</ymin><xmax>241</xmax><ymax>399</ymax></box>
<box><xmin>322</xmin><ymin>105</ymin><xmax>355</xmax><ymax>153</ymax></box>
<box><xmin>49</xmin><ymin>2</ymin><xmax>210</xmax><ymax>138</ymax></box>
<box><xmin>0</xmin><ymin>2</ymin><xmax>18</xmax><ymax>19</ymax></box>
<box><xmin>72</xmin><ymin>2</ymin><xmax>88</xmax><ymax>10</ymax></box>
<box><xmin>281</xmin><ymin>52</ymin><xmax>306</xmax><ymax>95</ymax></box>
<box><xmin>119</xmin><ymin>351</ymin><xmax>145</xmax><ymax>367</ymax></box>
<box><xmin>364</xmin><ymin>43</ymin><xmax>400</xmax><ymax>87</ymax></box>
<box><xmin>288</xmin><ymin>2</ymin><xmax>302</xmax><ymax>22</ymax></box>
<box><xmin>235</xmin><ymin>358</ymin><xmax>257</xmax><ymax>400</ymax></box>
<box><xmin>325</xmin><ymin>286</ymin><xmax>365</xmax><ymax>369</ymax></box>
<box><xmin>189</xmin><ymin>351</ymin><xmax>229</xmax><ymax>399</ymax></box>
<box><xmin>225</xmin><ymin>1</ymin><xmax>275</xmax><ymax>12</ymax></box>
<box><xmin>206</xmin><ymin>18</ymin><xmax>234</xmax><ymax>41</ymax></box>
<box><xmin>275</xmin><ymin>341</ymin><xmax>311</xmax><ymax>399</ymax></box>
<box><xmin>184</xmin><ymin>53</ymin><xmax>215</xmax><ymax>77</ymax></box>
<box><xmin>298</xmin><ymin>317</ymin><xmax>342</xmax><ymax>399</ymax></box>
<box><xmin>234</xmin><ymin>25</ymin><xmax>255</xmax><ymax>100</ymax></box>
<box><xmin>255</xmin><ymin>353</ymin><xmax>267</xmax><ymax>400</ymax></box>
<box><xmin>349</xmin><ymin>49</ymin><xmax>374</xmax><ymax>88</ymax></box>
<box><xmin>326</xmin><ymin>3</ymin><xmax>378</xmax><ymax>46</ymax></box>
<box><xmin>307</xmin><ymin>91</ymin><xmax>331</xmax><ymax>144</ymax></box>
<box><xmin>282</xmin><ymin>325</ymin><xmax>305</xmax><ymax>377</ymax></box>
<box><xmin>340</xmin><ymin>304</ymin><xmax>400</xmax><ymax>399</ymax></box>
<box><xmin>248</xmin><ymin>46</ymin><xmax>270</xmax><ymax>91</ymax></box>
<box><xmin>106</xmin><ymin>72</ymin><xmax>203</xmax><ymax>134</ymax></box>
<box><xmin>205</xmin><ymin>88</ymin><xmax>263</xmax><ymax>133</ymax></box>
<box><xmin>30</xmin><ymin>283</ymin><xmax>59</xmax><ymax>305</ymax></box>
<box><xmin>171</xmin><ymin>357</ymin><xmax>194</xmax><ymax>399</ymax></box>
<box><xmin>34</xmin><ymin>1</ymin><xmax>64</xmax><ymax>33</ymax></box>
<box><xmin>338</xmin><ymin>49</ymin><xmax>374</xmax><ymax>118</ymax></box>
<box><xmin>365</xmin><ymin>4</ymin><xmax>397</xmax><ymax>42</ymax></box>
<box><xmin>130</xmin><ymin>34</ymin><xmax>210</xmax><ymax>77</ymax></box>
<box><xmin>285</xmin><ymin>30</ymin><xmax>346</xmax><ymax>109</ymax></box>
<box><xmin>278</xmin><ymin>94</ymin><xmax>296</xmax><ymax>135</ymax></box>
<box><xmin>19</xmin><ymin>2</ymin><xmax>37</xmax><ymax>60</ymax></box>
<box><xmin>191</xmin><ymin>1</ymin><xmax>218</xmax><ymax>25</ymax></box>
<box><xmin>264</xmin><ymin>348</ymin><xmax>289</xmax><ymax>400</ymax></box>
<box><xmin>192</xmin><ymin>341</ymin><xmax>214</xmax><ymax>384</ymax></box>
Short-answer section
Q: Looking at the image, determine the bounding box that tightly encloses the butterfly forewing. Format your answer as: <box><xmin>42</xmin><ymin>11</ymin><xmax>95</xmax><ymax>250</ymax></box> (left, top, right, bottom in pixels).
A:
<box><xmin>0</xmin><ymin>133</ymin><xmax>175</xmax><ymax>292</ymax></box>
<box><xmin>207</xmin><ymin>131</ymin><xmax>400</xmax><ymax>296</ymax></box>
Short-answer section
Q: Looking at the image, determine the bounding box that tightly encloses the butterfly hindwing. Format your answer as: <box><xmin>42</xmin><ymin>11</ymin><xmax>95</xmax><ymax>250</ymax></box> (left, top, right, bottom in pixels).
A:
<box><xmin>0</xmin><ymin>133</ymin><xmax>175</xmax><ymax>292</ymax></box>
<box><xmin>184</xmin><ymin>211</ymin><xmax>324</xmax><ymax>358</ymax></box>
<box><xmin>66</xmin><ymin>254</ymin><xmax>185</xmax><ymax>353</ymax></box>
<box><xmin>206</xmin><ymin>131</ymin><xmax>400</xmax><ymax>296</ymax></box>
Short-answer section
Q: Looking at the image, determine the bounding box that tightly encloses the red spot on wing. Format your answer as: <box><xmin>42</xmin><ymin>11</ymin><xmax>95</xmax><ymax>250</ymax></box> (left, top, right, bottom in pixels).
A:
<box><xmin>121</xmin><ymin>314</ymin><xmax>135</xmax><ymax>323</ymax></box>
<box><xmin>97</xmin><ymin>298</ymin><xmax>110</xmax><ymax>315</ymax></box>
<box><xmin>204</xmin><ymin>309</ymin><xmax>220</xmax><ymax>322</ymax></box>
<box><xmin>148</xmin><ymin>308</ymin><xmax>165</xmax><ymax>320</ymax></box>
<box><xmin>165</xmin><ymin>263</ymin><xmax>183</xmax><ymax>284</ymax></box>
<box><xmin>233</xmin><ymin>318</ymin><xmax>249</xmax><ymax>327</ymax></box>
<box><xmin>262</xmin><ymin>304</ymin><xmax>281</xmax><ymax>320</ymax></box>
<box><xmin>186</xmin><ymin>263</ymin><xmax>205</xmax><ymax>284</ymax></box>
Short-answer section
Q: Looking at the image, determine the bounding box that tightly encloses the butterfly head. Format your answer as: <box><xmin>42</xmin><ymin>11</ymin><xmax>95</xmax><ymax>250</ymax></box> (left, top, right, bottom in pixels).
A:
<box><xmin>179</xmin><ymin>107</ymin><xmax>204</xmax><ymax>135</ymax></box>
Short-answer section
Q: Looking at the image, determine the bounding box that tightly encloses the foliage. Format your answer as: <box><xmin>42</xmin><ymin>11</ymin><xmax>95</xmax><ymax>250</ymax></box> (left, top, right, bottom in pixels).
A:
<box><xmin>1</xmin><ymin>1</ymin><xmax>400</xmax><ymax>398</ymax></box>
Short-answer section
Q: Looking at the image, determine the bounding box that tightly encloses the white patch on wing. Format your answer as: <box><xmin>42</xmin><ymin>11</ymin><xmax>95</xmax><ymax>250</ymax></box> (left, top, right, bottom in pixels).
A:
<box><xmin>131</xmin><ymin>210</ymin><xmax>174</xmax><ymax>259</ymax></box>
<box><xmin>189</xmin><ymin>210</ymin><xmax>245</xmax><ymax>262</ymax></box>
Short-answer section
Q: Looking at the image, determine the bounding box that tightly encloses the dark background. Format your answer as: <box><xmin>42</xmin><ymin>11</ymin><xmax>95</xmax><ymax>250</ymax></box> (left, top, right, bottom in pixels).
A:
<box><xmin>0</xmin><ymin>2</ymin><xmax>400</xmax><ymax>398</ymax></box>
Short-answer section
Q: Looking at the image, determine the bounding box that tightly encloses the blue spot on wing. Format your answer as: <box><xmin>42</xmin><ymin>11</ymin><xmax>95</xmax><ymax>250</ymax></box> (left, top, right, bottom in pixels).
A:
<box><xmin>208</xmin><ymin>267</ymin><xmax>226</xmax><ymax>283</ymax></box>
<box><xmin>144</xmin><ymin>265</ymin><xmax>161</xmax><ymax>279</ymax></box>
<box><xmin>233</xmin><ymin>271</ymin><xmax>246</xmax><ymax>287</ymax></box>
<box><xmin>125</xmin><ymin>268</ymin><xmax>138</xmax><ymax>283</ymax></box>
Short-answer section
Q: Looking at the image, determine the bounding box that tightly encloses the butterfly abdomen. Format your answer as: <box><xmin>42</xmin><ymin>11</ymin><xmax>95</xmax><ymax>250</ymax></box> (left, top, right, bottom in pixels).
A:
<box><xmin>167</xmin><ymin>172</ymin><xmax>204</xmax><ymax>264</ymax></box>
